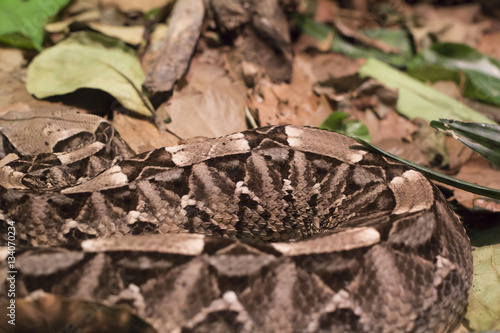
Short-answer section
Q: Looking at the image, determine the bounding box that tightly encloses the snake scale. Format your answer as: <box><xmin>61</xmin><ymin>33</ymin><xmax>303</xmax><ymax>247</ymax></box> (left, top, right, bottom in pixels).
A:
<box><xmin>0</xmin><ymin>109</ymin><xmax>473</xmax><ymax>333</ymax></box>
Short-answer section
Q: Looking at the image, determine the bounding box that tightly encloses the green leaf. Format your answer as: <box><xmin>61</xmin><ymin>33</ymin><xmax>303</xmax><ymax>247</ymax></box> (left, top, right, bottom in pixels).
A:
<box><xmin>408</xmin><ymin>42</ymin><xmax>500</xmax><ymax>106</ymax></box>
<box><xmin>26</xmin><ymin>31</ymin><xmax>152</xmax><ymax>116</ymax></box>
<box><xmin>431</xmin><ymin>119</ymin><xmax>500</xmax><ymax>167</ymax></box>
<box><xmin>359</xmin><ymin>58</ymin><xmax>496</xmax><ymax>124</ymax></box>
<box><xmin>294</xmin><ymin>14</ymin><xmax>413</xmax><ymax>67</ymax></box>
<box><xmin>465</xmin><ymin>225</ymin><xmax>500</xmax><ymax>331</ymax></box>
<box><xmin>352</xmin><ymin>136</ymin><xmax>500</xmax><ymax>200</ymax></box>
<box><xmin>0</xmin><ymin>0</ymin><xmax>70</xmax><ymax>50</ymax></box>
<box><xmin>320</xmin><ymin>112</ymin><xmax>371</xmax><ymax>142</ymax></box>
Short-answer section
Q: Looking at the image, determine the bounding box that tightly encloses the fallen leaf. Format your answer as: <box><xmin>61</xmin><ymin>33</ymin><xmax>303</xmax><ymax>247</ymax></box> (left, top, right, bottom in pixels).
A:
<box><xmin>26</xmin><ymin>31</ymin><xmax>151</xmax><ymax>116</ymax></box>
<box><xmin>465</xmin><ymin>225</ymin><xmax>500</xmax><ymax>331</ymax></box>
<box><xmin>248</xmin><ymin>54</ymin><xmax>332</xmax><ymax>127</ymax></box>
<box><xmin>112</xmin><ymin>111</ymin><xmax>178</xmax><ymax>154</ymax></box>
<box><xmin>0</xmin><ymin>49</ymin><xmax>52</xmax><ymax>110</ymax></box>
<box><xmin>478</xmin><ymin>32</ymin><xmax>500</xmax><ymax>62</ymax></box>
<box><xmin>453</xmin><ymin>156</ymin><xmax>500</xmax><ymax>211</ymax></box>
<box><xmin>309</xmin><ymin>53</ymin><xmax>360</xmax><ymax>83</ymax></box>
<box><xmin>158</xmin><ymin>59</ymin><xmax>247</xmax><ymax>139</ymax></box>
<box><xmin>413</xmin><ymin>3</ymin><xmax>481</xmax><ymax>24</ymax></box>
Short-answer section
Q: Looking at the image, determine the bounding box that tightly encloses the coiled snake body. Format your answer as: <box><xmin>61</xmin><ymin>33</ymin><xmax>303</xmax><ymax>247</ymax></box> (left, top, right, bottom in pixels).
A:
<box><xmin>0</xmin><ymin>109</ymin><xmax>473</xmax><ymax>332</ymax></box>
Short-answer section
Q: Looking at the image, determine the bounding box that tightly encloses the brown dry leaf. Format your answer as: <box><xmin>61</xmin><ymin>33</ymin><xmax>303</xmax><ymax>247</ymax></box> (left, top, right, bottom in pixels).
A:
<box><xmin>478</xmin><ymin>32</ymin><xmax>500</xmax><ymax>61</ymax></box>
<box><xmin>375</xmin><ymin>137</ymin><xmax>429</xmax><ymax>166</ymax></box>
<box><xmin>234</xmin><ymin>26</ymin><xmax>292</xmax><ymax>84</ymax></box>
<box><xmin>248</xmin><ymin>54</ymin><xmax>332</xmax><ymax>127</ymax></box>
<box><xmin>445</xmin><ymin>136</ymin><xmax>474</xmax><ymax>171</ymax></box>
<box><xmin>453</xmin><ymin>156</ymin><xmax>500</xmax><ymax>211</ymax></box>
<box><xmin>430</xmin><ymin>81</ymin><xmax>461</xmax><ymax>100</ymax></box>
<box><xmin>409</xmin><ymin>3</ymin><xmax>489</xmax><ymax>50</ymax></box>
<box><xmin>357</xmin><ymin>109</ymin><xmax>418</xmax><ymax>144</ymax></box>
<box><xmin>293</xmin><ymin>33</ymin><xmax>324</xmax><ymax>54</ymax></box>
<box><xmin>157</xmin><ymin>58</ymin><xmax>247</xmax><ymax>139</ymax></box>
<box><xmin>350</xmin><ymin>80</ymin><xmax>417</xmax><ymax>143</ymax></box>
<box><xmin>0</xmin><ymin>48</ymin><xmax>23</xmax><ymax>73</ymax></box>
<box><xmin>413</xmin><ymin>3</ymin><xmax>481</xmax><ymax>24</ymax></box>
<box><xmin>309</xmin><ymin>53</ymin><xmax>360</xmax><ymax>84</ymax></box>
<box><xmin>91</xmin><ymin>0</ymin><xmax>171</xmax><ymax>13</ymax></box>
<box><xmin>410</xmin><ymin>19</ymin><xmax>490</xmax><ymax>50</ymax></box>
<box><xmin>217</xmin><ymin>0</ymin><xmax>292</xmax><ymax>84</ymax></box>
<box><xmin>313</xmin><ymin>0</ymin><xmax>339</xmax><ymax>23</ymax></box>
<box><xmin>0</xmin><ymin>49</ymin><xmax>52</xmax><ymax>110</ymax></box>
<box><xmin>143</xmin><ymin>0</ymin><xmax>204</xmax><ymax>94</ymax></box>
<box><xmin>355</xmin><ymin>110</ymin><xmax>445</xmax><ymax>168</ymax></box>
<box><xmin>112</xmin><ymin>112</ymin><xmax>178</xmax><ymax>154</ymax></box>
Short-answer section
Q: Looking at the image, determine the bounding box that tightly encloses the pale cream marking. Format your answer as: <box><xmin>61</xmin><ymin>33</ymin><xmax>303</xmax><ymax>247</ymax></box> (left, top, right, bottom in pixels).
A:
<box><xmin>126</xmin><ymin>210</ymin><xmax>141</xmax><ymax>224</ymax></box>
<box><xmin>180</xmin><ymin>195</ymin><xmax>198</xmax><ymax>208</ymax></box>
<box><xmin>433</xmin><ymin>255</ymin><xmax>457</xmax><ymax>287</ymax></box>
<box><xmin>81</xmin><ymin>234</ymin><xmax>206</xmax><ymax>255</ymax></box>
<box><xmin>0</xmin><ymin>153</ymin><xmax>19</xmax><ymax>167</ymax></box>
<box><xmin>284</xmin><ymin>126</ymin><xmax>304</xmax><ymax>148</ymax></box>
<box><xmin>57</xmin><ymin>141</ymin><xmax>106</xmax><ymax>164</ymax></box>
<box><xmin>389</xmin><ymin>170</ymin><xmax>434</xmax><ymax>215</ymax></box>
<box><xmin>284</xmin><ymin>125</ymin><xmax>304</xmax><ymax>140</ymax></box>
<box><xmin>347</xmin><ymin>149</ymin><xmax>367</xmax><ymax>163</ymax></box>
<box><xmin>286</xmin><ymin>126</ymin><xmax>367</xmax><ymax>163</ymax></box>
<box><xmin>272</xmin><ymin>227</ymin><xmax>380</xmax><ymax>255</ymax></box>
<box><xmin>167</xmin><ymin>133</ymin><xmax>250</xmax><ymax>166</ymax></box>
<box><xmin>61</xmin><ymin>165</ymin><xmax>128</xmax><ymax>194</ymax></box>
<box><xmin>0</xmin><ymin>165</ymin><xmax>28</xmax><ymax>189</ymax></box>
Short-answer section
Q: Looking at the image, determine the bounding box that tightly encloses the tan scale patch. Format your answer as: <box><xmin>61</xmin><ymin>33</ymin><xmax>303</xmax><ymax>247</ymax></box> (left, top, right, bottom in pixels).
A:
<box><xmin>284</xmin><ymin>125</ymin><xmax>367</xmax><ymax>164</ymax></box>
<box><xmin>389</xmin><ymin>170</ymin><xmax>434</xmax><ymax>215</ymax></box>
<box><xmin>167</xmin><ymin>132</ymin><xmax>250</xmax><ymax>166</ymax></box>
<box><xmin>272</xmin><ymin>227</ymin><xmax>380</xmax><ymax>255</ymax></box>
<box><xmin>62</xmin><ymin>165</ymin><xmax>129</xmax><ymax>194</ymax></box>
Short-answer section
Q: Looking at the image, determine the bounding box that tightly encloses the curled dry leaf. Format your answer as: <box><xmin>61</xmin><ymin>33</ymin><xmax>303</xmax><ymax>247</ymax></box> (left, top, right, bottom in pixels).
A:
<box><xmin>142</xmin><ymin>0</ymin><xmax>204</xmax><ymax>94</ymax></box>
<box><xmin>453</xmin><ymin>156</ymin><xmax>500</xmax><ymax>211</ymax></box>
<box><xmin>158</xmin><ymin>59</ymin><xmax>247</xmax><ymax>139</ymax></box>
<box><xmin>0</xmin><ymin>49</ymin><xmax>52</xmax><ymax>110</ymax></box>
<box><xmin>247</xmin><ymin>54</ymin><xmax>332</xmax><ymax>127</ymax></box>
<box><xmin>112</xmin><ymin>111</ymin><xmax>179</xmax><ymax>154</ymax></box>
<box><xmin>216</xmin><ymin>0</ymin><xmax>293</xmax><ymax>84</ymax></box>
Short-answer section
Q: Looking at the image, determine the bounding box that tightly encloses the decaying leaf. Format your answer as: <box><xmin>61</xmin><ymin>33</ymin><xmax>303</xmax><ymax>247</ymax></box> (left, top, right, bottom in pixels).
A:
<box><xmin>158</xmin><ymin>59</ymin><xmax>247</xmax><ymax>139</ymax></box>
